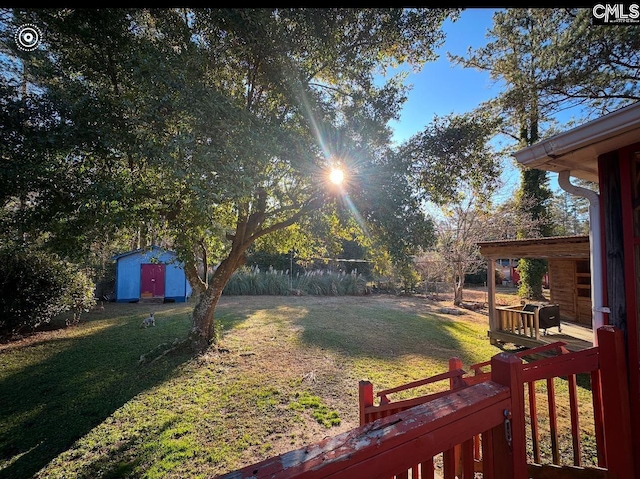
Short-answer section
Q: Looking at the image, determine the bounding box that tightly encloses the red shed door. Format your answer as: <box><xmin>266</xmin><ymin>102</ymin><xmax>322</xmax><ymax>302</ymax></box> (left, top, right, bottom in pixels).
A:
<box><xmin>140</xmin><ymin>264</ymin><xmax>165</xmax><ymax>298</ymax></box>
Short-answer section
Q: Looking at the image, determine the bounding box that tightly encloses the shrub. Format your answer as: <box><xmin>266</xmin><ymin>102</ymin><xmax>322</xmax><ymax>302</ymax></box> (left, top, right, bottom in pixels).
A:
<box><xmin>0</xmin><ymin>244</ymin><xmax>96</xmax><ymax>335</ymax></box>
<box><xmin>59</xmin><ymin>267</ymin><xmax>97</xmax><ymax>325</ymax></box>
<box><xmin>396</xmin><ymin>262</ymin><xmax>421</xmax><ymax>294</ymax></box>
<box><xmin>516</xmin><ymin>258</ymin><xmax>548</xmax><ymax>300</ymax></box>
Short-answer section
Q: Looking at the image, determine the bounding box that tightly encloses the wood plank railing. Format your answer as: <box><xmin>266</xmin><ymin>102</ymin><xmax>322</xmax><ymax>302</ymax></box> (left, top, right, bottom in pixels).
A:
<box><xmin>496</xmin><ymin>305</ymin><xmax>540</xmax><ymax>340</ymax></box>
<box><xmin>359</xmin><ymin>341</ymin><xmax>569</xmax><ymax>479</ymax></box>
<box><xmin>216</xmin><ymin>363</ymin><xmax>517</xmax><ymax>479</ymax></box>
<box><xmin>214</xmin><ymin>327</ymin><xmax>633</xmax><ymax>479</ymax></box>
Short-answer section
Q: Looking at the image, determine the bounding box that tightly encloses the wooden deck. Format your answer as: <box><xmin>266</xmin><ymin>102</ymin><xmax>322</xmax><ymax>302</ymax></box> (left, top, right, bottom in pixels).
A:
<box><xmin>489</xmin><ymin>319</ymin><xmax>594</xmax><ymax>352</ymax></box>
<box><xmin>220</xmin><ymin>328</ymin><xmax>631</xmax><ymax>479</ymax></box>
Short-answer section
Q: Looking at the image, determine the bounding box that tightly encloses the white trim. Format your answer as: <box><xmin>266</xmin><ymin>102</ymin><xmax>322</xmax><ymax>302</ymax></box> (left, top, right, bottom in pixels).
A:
<box><xmin>514</xmin><ymin>102</ymin><xmax>640</xmax><ymax>168</ymax></box>
<box><xmin>513</xmin><ymin>102</ymin><xmax>640</xmax><ymax>182</ymax></box>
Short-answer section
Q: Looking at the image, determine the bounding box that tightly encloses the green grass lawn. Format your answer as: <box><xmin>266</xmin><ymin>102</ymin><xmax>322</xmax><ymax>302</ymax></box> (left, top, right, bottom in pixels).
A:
<box><xmin>0</xmin><ymin>294</ymin><xmax>587</xmax><ymax>478</ymax></box>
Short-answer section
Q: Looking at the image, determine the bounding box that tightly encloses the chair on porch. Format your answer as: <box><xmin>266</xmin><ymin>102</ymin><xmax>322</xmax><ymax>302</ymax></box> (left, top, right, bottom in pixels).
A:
<box><xmin>522</xmin><ymin>303</ymin><xmax>561</xmax><ymax>335</ymax></box>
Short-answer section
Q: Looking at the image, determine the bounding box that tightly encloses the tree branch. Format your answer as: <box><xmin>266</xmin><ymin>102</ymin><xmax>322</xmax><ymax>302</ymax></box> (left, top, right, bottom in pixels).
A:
<box><xmin>246</xmin><ymin>197</ymin><xmax>322</xmax><ymax>245</ymax></box>
<box><xmin>184</xmin><ymin>261</ymin><xmax>206</xmax><ymax>297</ymax></box>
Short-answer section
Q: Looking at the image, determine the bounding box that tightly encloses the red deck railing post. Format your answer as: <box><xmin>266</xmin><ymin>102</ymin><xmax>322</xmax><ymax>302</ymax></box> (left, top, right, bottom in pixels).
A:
<box><xmin>449</xmin><ymin>357</ymin><xmax>463</xmax><ymax>388</ymax></box>
<box><xmin>597</xmin><ymin>326</ymin><xmax>635</xmax><ymax>478</ymax></box>
<box><xmin>490</xmin><ymin>352</ymin><xmax>528</xmax><ymax>479</ymax></box>
<box><xmin>358</xmin><ymin>380</ymin><xmax>373</xmax><ymax>426</ymax></box>
<box><xmin>590</xmin><ymin>367</ymin><xmax>607</xmax><ymax>467</ymax></box>
<box><xmin>448</xmin><ymin>357</ymin><xmax>464</xmax><ymax>477</ymax></box>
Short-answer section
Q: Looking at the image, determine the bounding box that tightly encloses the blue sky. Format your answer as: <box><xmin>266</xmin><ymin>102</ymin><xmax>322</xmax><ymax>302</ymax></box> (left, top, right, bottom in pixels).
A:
<box><xmin>384</xmin><ymin>8</ymin><xmax>525</xmax><ymax>200</ymax></box>
<box><xmin>388</xmin><ymin>8</ymin><xmax>500</xmax><ymax>145</ymax></box>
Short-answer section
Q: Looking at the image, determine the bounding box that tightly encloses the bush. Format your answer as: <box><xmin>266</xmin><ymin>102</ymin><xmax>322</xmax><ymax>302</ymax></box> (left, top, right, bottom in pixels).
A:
<box><xmin>59</xmin><ymin>267</ymin><xmax>97</xmax><ymax>325</ymax></box>
<box><xmin>464</xmin><ymin>269</ymin><xmax>488</xmax><ymax>285</ymax></box>
<box><xmin>516</xmin><ymin>258</ymin><xmax>548</xmax><ymax>300</ymax></box>
<box><xmin>0</xmin><ymin>244</ymin><xmax>96</xmax><ymax>335</ymax></box>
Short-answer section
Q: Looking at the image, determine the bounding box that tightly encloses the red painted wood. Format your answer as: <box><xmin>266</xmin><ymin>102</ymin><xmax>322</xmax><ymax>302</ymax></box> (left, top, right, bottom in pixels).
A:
<box><xmin>421</xmin><ymin>459</ymin><xmax>435</xmax><ymax>479</ymax></box>
<box><xmin>469</xmin><ymin>341</ymin><xmax>567</xmax><ymax>377</ymax></box>
<box><xmin>215</xmin><ymin>382</ymin><xmax>509</xmax><ymax>479</ymax></box>
<box><xmin>597</xmin><ymin>326</ymin><xmax>635</xmax><ymax>478</ymax></box>
<box><xmin>140</xmin><ymin>263</ymin><xmax>165</xmax><ymax>297</ymax></box>
<box><xmin>443</xmin><ymin>447</ymin><xmax>456</xmax><ymax>479</ymax></box>
<box><xmin>461</xmin><ymin>373</ymin><xmax>490</xmax><ymax>386</ymax></box>
<box><xmin>568</xmin><ymin>373</ymin><xmax>582</xmax><ymax>466</ymax></box>
<box><xmin>362</xmin><ymin>357</ymin><xmax>489</xmax><ymax>478</ymax></box>
<box><xmin>616</xmin><ymin>146</ymin><xmax>640</xmax><ymax>477</ymax></box>
<box><xmin>376</xmin><ymin>368</ymin><xmax>466</xmax><ymax>397</ymax></box>
<box><xmin>528</xmin><ymin>380</ymin><xmax>541</xmax><ymax>463</ymax></box>
<box><xmin>363</xmin><ymin>388</ymin><xmax>463</xmax><ymax>420</ymax></box>
<box><xmin>520</xmin><ymin>347</ymin><xmax>600</xmax><ymax>383</ymax></box>
<box><xmin>547</xmin><ymin>378</ymin><xmax>560</xmax><ymax>465</ymax></box>
<box><xmin>590</xmin><ymin>368</ymin><xmax>607</xmax><ymax>468</ymax></box>
<box><xmin>490</xmin><ymin>353</ymin><xmax>528</xmax><ymax>479</ymax></box>
<box><xmin>358</xmin><ymin>381</ymin><xmax>373</xmax><ymax>426</ymax></box>
<box><xmin>449</xmin><ymin>357</ymin><xmax>464</xmax><ymax>390</ymax></box>
<box><xmin>461</xmin><ymin>439</ymin><xmax>474</xmax><ymax>478</ymax></box>
<box><xmin>474</xmin><ymin>433</ymin><xmax>480</xmax><ymax>461</ymax></box>
<box><xmin>481</xmin><ymin>430</ymin><xmax>494</xmax><ymax>479</ymax></box>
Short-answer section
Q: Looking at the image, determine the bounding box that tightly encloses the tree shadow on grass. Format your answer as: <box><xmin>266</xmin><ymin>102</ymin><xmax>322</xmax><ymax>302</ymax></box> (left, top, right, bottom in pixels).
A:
<box><xmin>0</xmin><ymin>305</ymin><xmax>248</xmax><ymax>479</ymax></box>
<box><xmin>294</xmin><ymin>304</ymin><xmax>498</xmax><ymax>368</ymax></box>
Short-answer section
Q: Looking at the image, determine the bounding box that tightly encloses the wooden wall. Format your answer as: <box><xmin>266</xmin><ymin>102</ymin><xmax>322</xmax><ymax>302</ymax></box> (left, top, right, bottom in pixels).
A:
<box><xmin>548</xmin><ymin>258</ymin><xmax>592</xmax><ymax>326</ymax></box>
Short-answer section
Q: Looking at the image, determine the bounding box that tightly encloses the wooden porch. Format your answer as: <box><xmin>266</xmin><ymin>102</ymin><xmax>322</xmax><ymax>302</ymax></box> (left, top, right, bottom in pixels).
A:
<box><xmin>490</xmin><ymin>307</ymin><xmax>594</xmax><ymax>352</ymax></box>
<box><xmin>478</xmin><ymin>235</ymin><xmax>595</xmax><ymax>351</ymax></box>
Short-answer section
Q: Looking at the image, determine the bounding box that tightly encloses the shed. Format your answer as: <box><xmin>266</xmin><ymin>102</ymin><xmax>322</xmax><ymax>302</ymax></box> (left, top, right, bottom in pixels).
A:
<box><xmin>113</xmin><ymin>246</ymin><xmax>192</xmax><ymax>303</ymax></box>
<box><xmin>479</xmin><ymin>235</ymin><xmax>592</xmax><ymax>324</ymax></box>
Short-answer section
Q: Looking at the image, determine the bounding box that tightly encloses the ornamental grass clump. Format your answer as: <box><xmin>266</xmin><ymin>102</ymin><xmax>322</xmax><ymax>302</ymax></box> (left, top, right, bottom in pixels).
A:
<box><xmin>223</xmin><ymin>267</ymin><xmax>367</xmax><ymax>296</ymax></box>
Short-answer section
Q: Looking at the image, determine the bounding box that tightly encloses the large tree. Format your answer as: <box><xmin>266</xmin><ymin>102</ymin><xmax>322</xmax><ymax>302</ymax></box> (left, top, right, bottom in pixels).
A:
<box><xmin>400</xmin><ymin>110</ymin><xmax>502</xmax><ymax>205</ymax></box>
<box><xmin>397</xmin><ymin>110</ymin><xmax>503</xmax><ymax>304</ymax></box>
<box><xmin>536</xmin><ymin>8</ymin><xmax>640</xmax><ymax>117</ymax></box>
<box><xmin>2</xmin><ymin>8</ymin><xmax>456</xmax><ymax>350</ymax></box>
<box><xmin>450</xmin><ymin>8</ymin><xmax>640</xmax><ymax>299</ymax></box>
<box><xmin>450</xmin><ymin>9</ymin><xmax>567</xmax><ymax>300</ymax></box>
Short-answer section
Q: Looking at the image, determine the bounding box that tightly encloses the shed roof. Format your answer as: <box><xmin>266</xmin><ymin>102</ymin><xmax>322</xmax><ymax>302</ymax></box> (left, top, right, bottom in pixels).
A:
<box><xmin>478</xmin><ymin>235</ymin><xmax>590</xmax><ymax>259</ymax></box>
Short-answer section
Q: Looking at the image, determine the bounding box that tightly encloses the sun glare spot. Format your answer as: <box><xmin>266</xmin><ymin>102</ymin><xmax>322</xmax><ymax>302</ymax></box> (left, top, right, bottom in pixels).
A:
<box><xmin>329</xmin><ymin>168</ymin><xmax>344</xmax><ymax>185</ymax></box>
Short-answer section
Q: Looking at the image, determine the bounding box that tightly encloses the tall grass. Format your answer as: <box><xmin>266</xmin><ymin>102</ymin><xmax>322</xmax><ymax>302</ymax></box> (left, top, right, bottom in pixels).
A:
<box><xmin>223</xmin><ymin>266</ymin><xmax>368</xmax><ymax>296</ymax></box>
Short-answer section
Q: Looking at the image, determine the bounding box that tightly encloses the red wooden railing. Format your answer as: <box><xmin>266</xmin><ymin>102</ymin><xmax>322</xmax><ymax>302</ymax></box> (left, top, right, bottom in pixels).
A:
<box><xmin>358</xmin><ymin>341</ymin><xmax>570</xmax><ymax>478</ymax></box>
<box><xmin>214</xmin><ymin>326</ymin><xmax>633</xmax><ymax>479</ymax></box>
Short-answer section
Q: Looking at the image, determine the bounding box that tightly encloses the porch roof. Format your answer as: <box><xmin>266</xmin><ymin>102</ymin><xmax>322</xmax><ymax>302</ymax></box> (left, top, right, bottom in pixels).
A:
<box><xmin>478</xmin><ymin>235</ymin><xmax>590</xmax><ymax>259</ymax></box>
<box><xmin>512</xmin><ymin>101</ymin><xmax>640</xmax><ymax>182</ymax></box>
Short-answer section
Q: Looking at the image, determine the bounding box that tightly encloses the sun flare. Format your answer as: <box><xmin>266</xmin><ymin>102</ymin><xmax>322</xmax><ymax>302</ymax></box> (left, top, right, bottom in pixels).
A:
<box><xmin>329</xmin><ymin>168</ymin><xmax>344</xmax><ymax>185</ymax></box>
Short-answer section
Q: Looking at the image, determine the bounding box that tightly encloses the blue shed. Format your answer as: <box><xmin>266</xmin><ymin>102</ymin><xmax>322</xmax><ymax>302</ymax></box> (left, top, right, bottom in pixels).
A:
<box><xmin>113</xmin><ymin>246</ymin><xmax>192</xmax><ymax>303</ymax></box>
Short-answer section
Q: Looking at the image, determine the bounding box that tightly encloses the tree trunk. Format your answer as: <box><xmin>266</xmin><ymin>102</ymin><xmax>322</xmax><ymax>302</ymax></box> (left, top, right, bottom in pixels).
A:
<box><xmin>453</xmin><ymin>285</ymin><xmax>463</xmax><ymax>306</ymax></box>
<box><xmin>188</xmin><ymin>252</ymin><xmax>243</xmax><ymax>351</ymax></box>
<box><xmin>453</xmin><ymin>263</ymin><xmax>464</xmax><ymax>306</ymax></box>
<box><xmin>184</xmin><ymin>195</ymin><xmax>317</xmax><ymax>352</ymax></box>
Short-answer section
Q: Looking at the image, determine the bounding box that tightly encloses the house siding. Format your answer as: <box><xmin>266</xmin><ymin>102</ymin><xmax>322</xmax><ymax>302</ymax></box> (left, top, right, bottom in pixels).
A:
<box><xmin>114</xmin><ymin>247</ymin><xmax>191</xmax><ymax>302</ymax></box>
